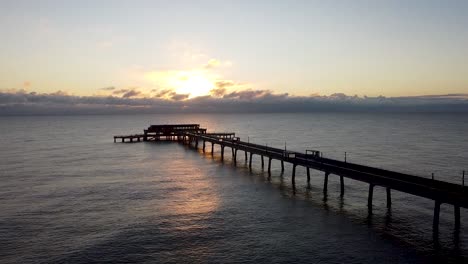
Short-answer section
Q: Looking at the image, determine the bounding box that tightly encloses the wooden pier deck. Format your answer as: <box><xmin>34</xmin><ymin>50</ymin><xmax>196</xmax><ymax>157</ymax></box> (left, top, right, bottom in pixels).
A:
<box><xmin>114</xmin><ymin>124</ymin><xmax>467</xmax><ymax>236</ymax></box>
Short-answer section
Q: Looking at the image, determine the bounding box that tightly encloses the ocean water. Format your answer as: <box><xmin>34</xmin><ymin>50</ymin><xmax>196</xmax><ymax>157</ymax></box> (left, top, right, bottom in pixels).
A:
<box><xmin>0</xmin><ymin>113</ymin><xmax>467</xmax><ymax>263</ymax></box>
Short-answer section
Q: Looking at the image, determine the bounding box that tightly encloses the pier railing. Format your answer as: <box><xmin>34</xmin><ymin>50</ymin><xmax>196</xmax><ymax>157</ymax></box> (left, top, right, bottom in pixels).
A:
<box><xmin>114</xmin><ymin>124</ymin><xmax>467</xmax><ymax>236</ymax></box>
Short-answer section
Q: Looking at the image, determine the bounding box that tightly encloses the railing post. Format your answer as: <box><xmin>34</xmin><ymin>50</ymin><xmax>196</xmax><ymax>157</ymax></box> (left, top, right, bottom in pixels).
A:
<box><xmin>463</xmin><ymin>170</ymin><xmax>465</xmax><ymax>187</ymax></box>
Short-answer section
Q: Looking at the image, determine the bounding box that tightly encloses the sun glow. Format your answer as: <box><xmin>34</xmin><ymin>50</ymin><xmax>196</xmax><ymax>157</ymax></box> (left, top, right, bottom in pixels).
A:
<box><xmin>145</xmin><ymin>70</ymin><xmax>216</xmax><ymax>99</ymax></box>
<box><xmin>172</xmin><ymin>74</ymin><xmax>214</xmax><ymax>98</ymax></box>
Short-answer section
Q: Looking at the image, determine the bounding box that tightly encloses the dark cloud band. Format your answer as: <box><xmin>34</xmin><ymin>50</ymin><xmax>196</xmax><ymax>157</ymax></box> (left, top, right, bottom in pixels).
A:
<box><xmin>0</xmin><ymin>90</ymin><xmax>467</xmax><ymax>115</ymax></box>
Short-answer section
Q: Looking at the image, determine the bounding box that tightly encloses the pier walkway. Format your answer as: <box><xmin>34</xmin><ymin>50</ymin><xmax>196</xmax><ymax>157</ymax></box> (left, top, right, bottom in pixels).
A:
<box><xmin>115</xmin><ymin>124</ymin><xmax>467</xmax><ymax>236</ymax></box>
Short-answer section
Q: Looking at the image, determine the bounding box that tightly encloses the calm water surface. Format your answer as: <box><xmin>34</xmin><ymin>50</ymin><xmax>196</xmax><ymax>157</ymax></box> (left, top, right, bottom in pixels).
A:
<box><xmin>0</xmin><ymin>113</ymin><xmax>467</xmax><ymax>263</ymax></box>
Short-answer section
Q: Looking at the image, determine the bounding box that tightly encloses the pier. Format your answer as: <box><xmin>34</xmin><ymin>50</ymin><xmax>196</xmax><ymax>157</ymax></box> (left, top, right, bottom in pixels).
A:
<box><xmin>115</xmin><ymin>124</ymin><xmax>467</xmax><ymax>236</ymax></box>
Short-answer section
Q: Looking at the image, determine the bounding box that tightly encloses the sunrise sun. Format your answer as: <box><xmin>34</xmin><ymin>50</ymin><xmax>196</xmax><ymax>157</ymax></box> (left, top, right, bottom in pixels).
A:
<box><xmin>173</xmin><ymin>73</ymin><xmax>214</xmax><ymax>98</ymax></box>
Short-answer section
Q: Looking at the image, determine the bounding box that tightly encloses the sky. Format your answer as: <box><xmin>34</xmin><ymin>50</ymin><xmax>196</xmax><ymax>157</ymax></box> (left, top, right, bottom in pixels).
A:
<box><xmin>1</xmin><ymin>0</ymin><xmax>468</xmax><ymax>114</ymax></box>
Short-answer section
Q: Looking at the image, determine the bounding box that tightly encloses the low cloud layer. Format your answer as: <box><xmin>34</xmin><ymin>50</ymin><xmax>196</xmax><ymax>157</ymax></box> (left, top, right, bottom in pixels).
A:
<box><xmin>1</xmin><ymin>89</ymin><xmax>468</xmax><ymax>115</ymax></box>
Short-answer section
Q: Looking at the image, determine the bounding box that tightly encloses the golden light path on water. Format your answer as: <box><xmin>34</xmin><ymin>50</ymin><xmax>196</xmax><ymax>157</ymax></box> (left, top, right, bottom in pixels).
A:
<box><xmin>154</xmin><ymin>156</ymin><xmax>220</xmax><ymax>232</ymax></box>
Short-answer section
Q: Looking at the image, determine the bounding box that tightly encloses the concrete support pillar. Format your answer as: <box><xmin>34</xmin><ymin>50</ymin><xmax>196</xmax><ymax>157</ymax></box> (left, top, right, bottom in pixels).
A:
<box><xmin>307</xmin><ymin>167</ymin><xmax>310</xmax><ymax>183</ymax></box>
<box><xmin>249</xmin><ymin>153</ymin><xmax>253</xmax><ymax>168</ymax></box>
<box><xmin>340</xmin><ymin>176</ymin><xmax>344</xmax><ymax>197</ymax></box>
<box><xmin>211</xmin><ymin>143</ymin><xmax>214</xmax><ymax>155</ymax></box>
<box><xmin>433</xmin><ymin>201</ymin><xmax>441</xmax><ymax>234</ymax></box>
<box><xmin>121</xmin><ymin>138</ymin><xmax>124</xmax><ymax>143</ymax></box>
<box><xmin>292</xmin><ymin>164</ymin><xmax>297</xmax><ymax>184</ymax></box>
<box><xmin>386</xmin><ymin>188</ymin><xmax>392</xmax><ymax>209</ymax></box>
<box><xmin>268</xmin><ymin>158</ymin><xmax>272</xmax><ymax>173</ymax></box>
<box><xmin>234</xmin><ymin>149</ymin><xmax>237</xmax><ymax>165</ymax></box>
<box><xmin>203</xmin><ymin>141</ymin><xmax>206</xmax><ymax>152</ymax></box>
<box><xmin>368</xmin><ymin>184</ymin><xmax>374</xmax><ymax>214</ymax></box>
<box><xmin>221</xmin><ymin>146</ymin><xmax>225</xmax><ymax>161</ymax></box>
<box><xmin>261</xmin><ymin>156</ymin><xmax>264</xmax><ymax>168</ymax></box>
<box><xmin>195</xmin><ymin>138</ymin><xmax>198</xmax><ymax>148</ymax></box>
<box><xmin>455</xmin><ymin>205</ymin><xmax>461</xmax><ymax>231</ymax></box>
<box><xmin>130</xmin><ymin>138</ymin><xmax>133</xmax><ymax>143</ymax></box>
<box><xmin>281</xmin><ymin>161</ymin><xmax>284</xmax><ymax>172</ymax></box>
<box><xmin>245</xmin><ymin>151</ymin><xmax>248</xmax><ymax>161</ymax></box>
<box><xmin>323</xmin><ymin>172</ymin><xmax>330</xmax><ymax>194</ymax></box>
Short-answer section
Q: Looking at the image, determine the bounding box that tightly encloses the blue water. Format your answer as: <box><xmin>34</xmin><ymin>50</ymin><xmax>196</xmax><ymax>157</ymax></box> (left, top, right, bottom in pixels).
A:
<box><xmin>0</xmin><ymin>113</ymin><xmax>467</xmax><ymax>263</ymax></box>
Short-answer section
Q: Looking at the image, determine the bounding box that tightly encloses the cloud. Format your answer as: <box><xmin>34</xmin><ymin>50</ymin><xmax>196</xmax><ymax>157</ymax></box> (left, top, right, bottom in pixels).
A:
<box><xmin>112</xmin><ymin>89</ymin><xmax>129</xmax><ymax>95</ymax></box>
<box><xmin>152</xmin><ymin>89</ymin><xmax>175</xmax><ymax>98</ymax></box>
<box><xmin>122</xmin><ymin>89</ymin><xmax>141</xmax><ymax>98</ymax></box>
<box><xmin>210</xmin><ymin>87</ymin><xmax>226</xmax><ymax>97</ymax></box>
<box><xmin>215</xmin><ymin>80</ymin><xmax>235</xmax><ymax>89</ymax></box>
<box><xmin>204</xmin><ymin>59</ymin><xmax>220</xmax><ymax>69</ymax></box>
<box><xmin>100</xmin><ymin>86</ymin><xmax>115</xmax><ymax>91</ymax></box>
<box><xmin>1</xmin><ymin>89</ymin><xmax>468</xmax><ymax>115</ymax></box>
<box><xmin>204</xmin><ymin>58</ymin><xmax>232</xmax><ymax>69</ymax></box>
<box><xmin>171</xmin><ymin>93</ymin><xmax>189</xmax><ymax>101</ymax></box>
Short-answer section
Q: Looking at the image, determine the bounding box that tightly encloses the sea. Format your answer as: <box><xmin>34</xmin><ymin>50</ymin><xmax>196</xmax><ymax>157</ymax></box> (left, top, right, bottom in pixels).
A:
<box><xmin>0</xmin><ymin>112</ymin><xmax>467</xmax><ymax>263</ymax></box>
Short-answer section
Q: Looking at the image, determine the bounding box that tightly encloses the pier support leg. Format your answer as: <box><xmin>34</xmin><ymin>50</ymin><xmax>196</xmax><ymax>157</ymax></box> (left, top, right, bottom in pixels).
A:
<box><xmin>292</xmin><ymin>164</ymin><xmax>297</xmax><ymax>184</ymax></box>
<box><xmin>203</xmin><ymin>141</ymin><xmax>205</xmax><ymax>152</ymax></box>
<box><xmin>455</xmin><ymin>205</ymin><xmax>461</xmax><ymax>231</ymax></box>
<box><xmin>340</xmin><ymin>176</ymin><xmax>344</xmax><ymax>197</ymax></box>
<box><xmin>261</xmin><ymin>156</ymin><xmax>264</xmax><ymax>169</ymax></box>
<box><xmin>211</xmin><ymin>143</ymin><xmax>214</xmax><ymax>155</ymax></box>
<box><xmin>249</xmin><ymin>153</ymin><xmax>253</xmax><ymax>169</ymax></box>
<box><xmin>114</xmin><ymin>138</ymin><xmax>116</xmax><ymax>143</ymax></box>
<box><xmin>268</xmin><ymin>158</ymin><xmax>272</xmax><ymax>173</ymax></box>
<box><xmin>386</xmin><ymin>188</ymin><xmax>392</xmax><ymax>209</ymax></box>
<box><xmin>245</xmin><ymin>151</ymin><xmax>248</xmax><ymax>162</ymax></box>
<box><xmin>130</xmin><ymin>138</ymin><xmax>133</xmax><ymax>143</ymax></box>
<box><xmin>307</xmin><ymin>167</ymin><xmax>310</xmax><ymax>183</ymax></box>
<box><xmin>221</xmin><ymin>146</ymin><xmax>225</xmax><ymax>161</ymax></box>
<box><xmin>433</xmin><ymin>201</ymin><xmax>441</xmax><ymax>235</ymax></box>
<box><xmin>323</xmin><ymin>172</ymin><xmax>329</xmax><ymax>194</ymax></box>
<box><xmin>195</xmin><ymin>139</ymin><xmax>198</xmax><ymax>148</ymax></box>
<box><xmin>281</xmin><ymin>161</ymin><xmax>284</xmax><ymax>172</ymax></box>
<box><xmin>234</xmin><ymin>149</ymin><xmax>237</xmax><ymax>165</ymax></box>
<box><xmin>368</xmin><ymin>184</ymin><xmax>374</xmax><ymax>214</ymax></box>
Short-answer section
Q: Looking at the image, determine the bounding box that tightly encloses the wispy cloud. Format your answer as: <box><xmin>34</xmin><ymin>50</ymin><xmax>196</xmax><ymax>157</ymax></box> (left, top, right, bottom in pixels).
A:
<box><xmin>204</xmin><ymin>58</ymin><xmax>232</xmax><ymax>69</ymax></box>
<box><xmin>100</xmin><ymin>86</ymin><xmax>115</xmax><ymax>91</ymax></box>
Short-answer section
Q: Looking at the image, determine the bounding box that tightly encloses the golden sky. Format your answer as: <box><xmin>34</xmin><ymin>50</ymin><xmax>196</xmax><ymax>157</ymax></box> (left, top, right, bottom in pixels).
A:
<box><xmin>1</xmin><ymin>1</ymin><xmax>468</xmax><ymax>100</ymax></box>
